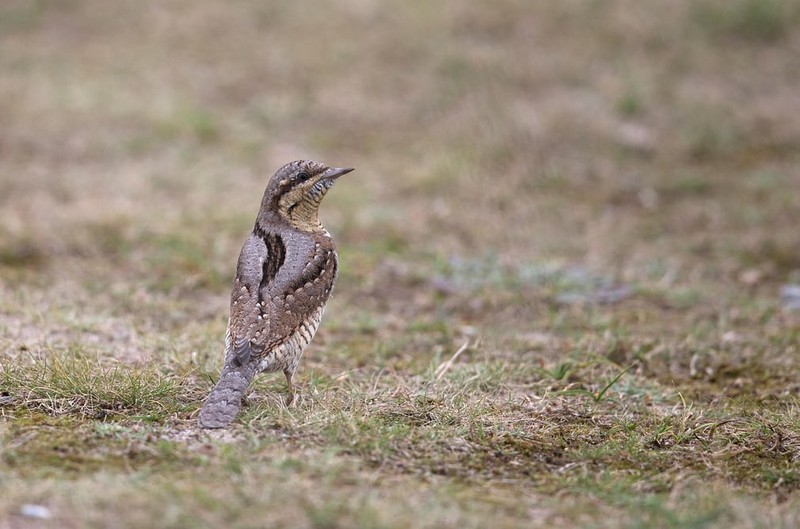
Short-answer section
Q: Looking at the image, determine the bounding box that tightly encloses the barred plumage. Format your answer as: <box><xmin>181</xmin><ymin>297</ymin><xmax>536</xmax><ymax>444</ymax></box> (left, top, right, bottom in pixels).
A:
<box><xmin>198</xmin><ymin>161</ymin><xmax>353</xmax><ymax>429</ymax></box>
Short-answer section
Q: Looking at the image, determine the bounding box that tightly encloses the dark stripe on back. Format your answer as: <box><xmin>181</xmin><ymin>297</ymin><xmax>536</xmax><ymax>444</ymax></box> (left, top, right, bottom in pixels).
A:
<box><xmin>258</xmin><ymin>231</ymin><xmax>286</xmax><ymax>297</ymax></box>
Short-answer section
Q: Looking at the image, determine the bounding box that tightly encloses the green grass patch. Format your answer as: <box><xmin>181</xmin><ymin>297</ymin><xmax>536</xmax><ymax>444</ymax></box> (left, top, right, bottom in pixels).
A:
<box><xmin>1</xmin><ymin>353</ymin><xmax>197</xmax><ymax>421</ymax></box>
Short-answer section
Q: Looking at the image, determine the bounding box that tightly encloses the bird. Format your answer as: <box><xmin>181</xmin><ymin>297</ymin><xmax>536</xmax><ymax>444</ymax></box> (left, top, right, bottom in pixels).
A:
<box><xmin>198</xmin><ymin>160</ymin><xmax>353</xmax><ymax>429</ymax></box>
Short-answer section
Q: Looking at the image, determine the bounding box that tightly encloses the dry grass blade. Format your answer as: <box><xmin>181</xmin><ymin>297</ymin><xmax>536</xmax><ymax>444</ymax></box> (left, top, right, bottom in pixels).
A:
<box><xmin>434</xmin><ymin>341</ymin><xmax>470</xmax><ymax>381</ymax></box>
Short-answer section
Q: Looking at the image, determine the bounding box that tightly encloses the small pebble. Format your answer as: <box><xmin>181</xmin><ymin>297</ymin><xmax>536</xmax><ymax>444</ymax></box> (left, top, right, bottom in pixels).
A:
<box><xmin>780</xmin><ymin>284</ymin><xmax>800</xmax><ymax>311</ymax></box>
<box><xmin>20</xmin><ymin>504</ymin><xmax>51</xmax><ymax>519</ymax></box>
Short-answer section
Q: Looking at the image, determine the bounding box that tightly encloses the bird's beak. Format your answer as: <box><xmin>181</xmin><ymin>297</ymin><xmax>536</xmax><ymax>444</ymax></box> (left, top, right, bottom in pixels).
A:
<box><xmin>323</xmin><ymin>167</ymin><xmax>355</xmax><ymax>181</ymax></box>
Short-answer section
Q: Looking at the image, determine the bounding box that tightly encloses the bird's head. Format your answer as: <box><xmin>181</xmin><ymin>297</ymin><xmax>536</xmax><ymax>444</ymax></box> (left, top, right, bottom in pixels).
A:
<box><xmin>259</xmin><ymin>160</ymin><xmax>354</xmax><ymax>233</ymax></box>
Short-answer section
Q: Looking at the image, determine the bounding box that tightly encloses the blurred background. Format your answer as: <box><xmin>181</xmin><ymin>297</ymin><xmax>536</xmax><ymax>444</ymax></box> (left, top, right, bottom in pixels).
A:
<box><xmin>1</xmin><ymin>0</ymin><xmax>799</xmax><ymax>383</ymax></box>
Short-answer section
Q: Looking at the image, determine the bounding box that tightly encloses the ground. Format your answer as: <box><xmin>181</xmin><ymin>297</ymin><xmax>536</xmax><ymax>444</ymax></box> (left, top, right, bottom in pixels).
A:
<box><xmin>1</xmin><ymin>1</ymin><xmax>800</xmax><ymax>527</ymax></box>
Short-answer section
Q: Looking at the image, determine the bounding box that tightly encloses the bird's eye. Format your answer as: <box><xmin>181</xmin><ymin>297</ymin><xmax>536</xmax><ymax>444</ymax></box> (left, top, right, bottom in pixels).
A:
<box><xmin>296</xmin><ymin>171</ymin><xmax>310</xmax><ymax>181</ymax></box>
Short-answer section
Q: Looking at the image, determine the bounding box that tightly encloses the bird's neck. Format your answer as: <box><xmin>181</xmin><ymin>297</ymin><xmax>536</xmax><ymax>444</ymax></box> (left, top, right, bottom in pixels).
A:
<box><xmin>257</xmin><ymin>210</ymin><xmax>325</xmax><ymax>237</ymax></box>
<box><xmin>285</xmin><ymin>204</ymin><xmax>322</xmax><ymax>233</ymax></box>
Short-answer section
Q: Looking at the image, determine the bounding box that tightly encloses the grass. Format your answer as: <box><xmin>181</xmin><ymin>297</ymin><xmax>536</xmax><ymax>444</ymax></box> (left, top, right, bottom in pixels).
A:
<box><xmin>1</xmin><ymin>353</ymin><xmax>195</xmax><ymax>420</ymax></box>
<box><xmin>691</xmin><ymin>0</ymin><xmax>800</xmax><ymax>43</ymax></box>
<box><xmin>2</xmin><ymin>0</ymin><xmax>800</xmax><ymax>527</ymax></box>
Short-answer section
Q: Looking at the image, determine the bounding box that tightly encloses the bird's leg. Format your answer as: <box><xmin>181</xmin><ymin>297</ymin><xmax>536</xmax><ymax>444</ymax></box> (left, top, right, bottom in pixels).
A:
<box><xmin>283</xmin><ymin>368</ymin><xmax>295</xmax><ymax>406</ymax></box>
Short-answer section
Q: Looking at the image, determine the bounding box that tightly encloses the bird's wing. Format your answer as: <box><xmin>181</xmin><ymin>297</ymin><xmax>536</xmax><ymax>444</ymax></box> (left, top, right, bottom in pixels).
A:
<box><xmin>260</xmin><ymin>240</ymin><xmax>338</xmax><ymax>348</ymax></box>
<box><xmin>227</xmin><ymin>232</ymin><xmax>270</xmax><ymax>365</ymax></box>
<box><xmin>227</xmin><ymin>230</ymin><xmax>338</xmax><ymax>366</ymax></box>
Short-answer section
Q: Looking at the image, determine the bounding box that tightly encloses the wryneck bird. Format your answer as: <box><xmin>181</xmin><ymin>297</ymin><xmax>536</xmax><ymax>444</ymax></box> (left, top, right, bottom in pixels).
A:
<box><xmin>198</xmin><ymin>160</ymin><xmax>353</xmax><ymax>429</ymax></box>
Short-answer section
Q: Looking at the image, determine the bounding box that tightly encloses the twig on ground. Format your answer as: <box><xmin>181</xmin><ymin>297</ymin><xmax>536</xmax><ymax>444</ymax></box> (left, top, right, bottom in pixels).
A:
<box><xmin>434</xmin><ymin>341</ymin><xmax>470</xmax><ymax>381</ymax></box>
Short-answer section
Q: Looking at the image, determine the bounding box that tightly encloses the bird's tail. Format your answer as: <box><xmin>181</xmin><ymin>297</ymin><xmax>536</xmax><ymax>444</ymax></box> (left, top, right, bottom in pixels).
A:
<box><xmin>198</xmin><ymin>362</ymin><xmax>256</xmax><ymax>429</ymax></box>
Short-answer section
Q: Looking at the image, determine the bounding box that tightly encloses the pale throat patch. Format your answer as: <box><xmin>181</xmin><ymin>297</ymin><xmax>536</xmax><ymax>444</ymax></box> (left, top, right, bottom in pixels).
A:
<box><xmin>278</xmin><ymin>178</ymin><xmax>327</xmax><ymax>232</ymax></box>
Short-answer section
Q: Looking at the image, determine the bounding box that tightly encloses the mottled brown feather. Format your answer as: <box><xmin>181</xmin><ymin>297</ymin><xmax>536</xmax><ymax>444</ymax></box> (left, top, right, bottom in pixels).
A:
<box><xmin>229</xmin><ymin>227</ymin><xmax>336</xmax><ymax>366</ymax></box>
<box><xmin>198</xmin><ymin>160</ymin><xmax>351</xmax><ymax>429</ymax></box>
